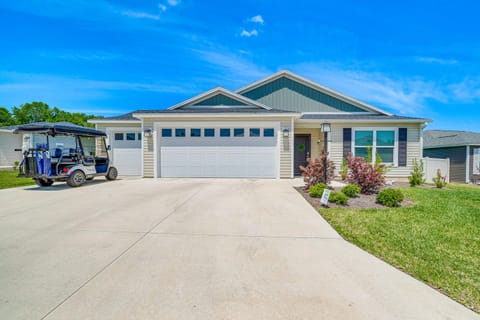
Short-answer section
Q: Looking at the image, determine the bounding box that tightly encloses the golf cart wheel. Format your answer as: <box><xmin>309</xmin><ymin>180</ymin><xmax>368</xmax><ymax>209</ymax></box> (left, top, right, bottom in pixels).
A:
<box><xmin>35</xmin><ymin>179</ymin><xmax>54</xmax><ymax>187</ymax></box>
<box><xmin>106</xmin><ymin>167</ymin><xmax>118</xmax><ymax>181</ymax></box>
<box><xmin>67</xmin><ymin>170</ymin><xmax>86</xmax><ymax>187</ymax></box>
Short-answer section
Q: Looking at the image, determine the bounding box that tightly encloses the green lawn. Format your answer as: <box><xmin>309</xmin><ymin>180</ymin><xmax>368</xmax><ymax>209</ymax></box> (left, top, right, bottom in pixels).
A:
<box><xmin>0</xmin><ymin>170</ymin><xmax>36</xmax><ymax>189</ymax></box>
<box><xmin>319</xmin><ymin>185</ymin><xmax>480</xmax><ymax>313</ymax></box>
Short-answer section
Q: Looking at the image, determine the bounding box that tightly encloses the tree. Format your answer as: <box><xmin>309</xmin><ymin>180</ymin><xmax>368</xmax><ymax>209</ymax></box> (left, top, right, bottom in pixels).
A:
<box><xmin>0</xmin><ymin>107</ymin><xmax>14</xmax><ymax>127</ymax></box>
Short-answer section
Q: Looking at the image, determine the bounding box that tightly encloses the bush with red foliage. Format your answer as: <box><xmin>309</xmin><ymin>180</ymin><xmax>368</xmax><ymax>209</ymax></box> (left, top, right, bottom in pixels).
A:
<box><xmin>300</xmin><ymin>152</ymin><xmax>336</xmax><ymax>189</ymax></box>
<box><xmin>346</xmin><ymin>153</ymin><xmax>385</xmax><ymax>194</ymax></box>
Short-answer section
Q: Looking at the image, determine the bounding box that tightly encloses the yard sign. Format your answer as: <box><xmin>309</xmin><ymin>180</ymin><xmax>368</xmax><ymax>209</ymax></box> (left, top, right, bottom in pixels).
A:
<box><xmin>320</xmin><ymin>189</ymin><xmax>331</xmax><ymax>206</ymax></box>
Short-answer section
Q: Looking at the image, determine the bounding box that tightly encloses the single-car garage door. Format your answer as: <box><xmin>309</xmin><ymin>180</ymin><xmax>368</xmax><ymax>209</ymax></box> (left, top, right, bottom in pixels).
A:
<box><xmin>111</xmin><ymin>131</ymin><xmax>142</xmax><ymax>176</ymax></box>
<box><xmin>159</xmin><ymin>125</ymin><xmax>278</xmax><ymax>178</ymax></box>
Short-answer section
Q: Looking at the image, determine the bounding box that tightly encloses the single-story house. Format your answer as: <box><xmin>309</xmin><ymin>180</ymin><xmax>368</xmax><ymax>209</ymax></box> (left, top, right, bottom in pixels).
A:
<box><xmin>0</xmin><ymin>126</ymin><xmax>22</xmax><ymax>169</ymax></box>
<box><xmin>89</xmin><ymin>70</ymin><xmax>430</xmax><ymax>179</ymax></box>
<box><xmin>423</xmin><ymin>130</ymin><xmax>480</xmax><ymax>183</ymax></box>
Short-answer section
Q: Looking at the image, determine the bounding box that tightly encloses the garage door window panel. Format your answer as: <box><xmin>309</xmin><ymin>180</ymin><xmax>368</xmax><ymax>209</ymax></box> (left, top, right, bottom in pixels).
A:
<box><xmin>204</xmin><ymin>128</ymin><xmax>215</xmax><ymax>137</ymax></box>
<box><xmin>220</xmin><ymin>128</ymin><xmax>231</xmax><ymax>137</ymax></box>
<box><xmin>114</xmin><ymin>133</ymin><xmax>124</xmax><ymax>141</ymax></box>
<box><xmin>162</xmin><ymin>129</ymin><xmax>172</xmax><ymax>137</ymax></box>
<box><xmin>126</xmin><ymin>133</ymin><xmax>136</xmax><ymax>141</ymax></box>
<box><xmin>175</xmin><ymin>128</ymin><xmax>186</xmax><ymax>137</ymax></box>
<box><xmin>234</xmin><ymin>128</ymin><xmax>244</xmax><ymax>137</ymax></box>
<box><xmin>264</xmin><ymin>128</ymin><xmax>275</xmax><ymax>137</ymax></box>
<box><xmin>191</xmin><ymin>128</ymin><xmax>201</xmax><ymax>137</ymax></box>
<box><xmin>250</xmin><ymin>128</ymin><xmax>260</xmax><ymax>137</ymax></box>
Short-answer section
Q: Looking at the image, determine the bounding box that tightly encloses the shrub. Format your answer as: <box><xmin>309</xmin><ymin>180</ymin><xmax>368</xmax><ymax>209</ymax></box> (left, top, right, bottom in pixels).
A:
<box><xmin>376</xmin><ymin>188</ymin><xmax>404</xmax><ymax>207</ymax></box>
<box><xmin>309</xmin><ymin>183</ymin><xmax>327</xmax><ymax>198</ymax></box>
<box><xmin>346</xmin><ymin>153</ymin><xmax>385</xmax><ymax>194</ymax></box>
<box><xmin>300</xmin><ymin>151</ymin><xmax>336</xmax><ymax>189</ymax></box>
<box><xmin>408</xmin><ymin>159</ymin><xmax>425</xmax><ymax>187</ymax></box>
<box><xmin>340</xmin><ymin>158</ymin><xmax>348</xmax><ymax>181</ymax></box>
<box><xmin>329</xmin><ymin>192</ymin><xmax>349</xmax><ymax>205</ymax></box>
<box><xmin>432</xmin><ymin>169</ymin><xmax>447</xmax><ymax>188</ymax></box>
<box><xmin>341</xmin><ymin>184</ymin><xmax>361</xmax><ymax>198</ymax></box>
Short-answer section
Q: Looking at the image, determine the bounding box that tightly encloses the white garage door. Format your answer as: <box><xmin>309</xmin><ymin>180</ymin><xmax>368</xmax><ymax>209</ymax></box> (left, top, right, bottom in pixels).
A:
<box><xmin>159</xmin><ymin>126</ymin><xmax>278</xmax><ymax>178</ymax></box>
<box><xmin>111</xmin><ymin>131</ymin><xmax>142</xmax><ymax>176</ymax></box>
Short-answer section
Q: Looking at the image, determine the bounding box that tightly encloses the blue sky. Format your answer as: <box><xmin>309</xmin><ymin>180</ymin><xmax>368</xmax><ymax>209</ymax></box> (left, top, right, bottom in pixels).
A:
<box><xmin>0</xmin><ymin>0</ymin><xmax>479</xmax><ymax>131</ymax></box>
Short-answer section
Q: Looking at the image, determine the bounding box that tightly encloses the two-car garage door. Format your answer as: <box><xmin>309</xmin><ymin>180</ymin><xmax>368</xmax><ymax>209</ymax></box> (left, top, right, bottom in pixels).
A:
<box><xmin>159</xmin><ymin>124</ymin><xmax>279</xmax><ymax>178</ymax></box>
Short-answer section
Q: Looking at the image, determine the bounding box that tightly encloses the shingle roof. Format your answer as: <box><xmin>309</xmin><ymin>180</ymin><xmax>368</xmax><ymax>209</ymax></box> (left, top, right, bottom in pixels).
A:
<box><xmin>424</xmin><ymin>130</ymin><xmax>480</xmax><ymax>148</ymax></box>
<box><xmin>300</xmin><ymin>114</ymin><xmax>429</xmax><ymax>121</ymax></box>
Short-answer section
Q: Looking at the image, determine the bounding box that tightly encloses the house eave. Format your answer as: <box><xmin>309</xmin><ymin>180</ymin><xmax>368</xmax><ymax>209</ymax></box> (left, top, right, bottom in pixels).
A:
<box><xmin>87</xmin><ymin>119</ymin><xmax>141</xmax><ymax>124</ymax></box>
<box><xmin>132</xmin><ymin>112</ymin><xmax>300</xmax><ymax>119</ymax></box>
<box><xmin>296</xmin><ymin>118</ymin><xmax>429</xmax><ymax>124</ymax></box>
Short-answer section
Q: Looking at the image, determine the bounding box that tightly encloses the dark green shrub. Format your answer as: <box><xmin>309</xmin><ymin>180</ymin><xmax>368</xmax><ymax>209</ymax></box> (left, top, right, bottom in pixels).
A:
<box><xmin>408</xmin><ymin>159</ymin><xmax>425</xmax><ymax>187</ymax></box>
<box><xmin>341</xmin><ymin>184</ymin><xmax>361</xmax><ymax>198</ymax></box>
<box><xmin>329</xmin><ymin>192</ymin><xmax>349</xmax><ymax>205</ymax></box>
<box><xmin>376</xmin><ymin>188</ymin><xmax>404</xmax><ymax>207</ymax></box>
<box><xmin>309</xmin><ymin>183</ymin><xmax>327</xmax><ymax>198</ymax></box>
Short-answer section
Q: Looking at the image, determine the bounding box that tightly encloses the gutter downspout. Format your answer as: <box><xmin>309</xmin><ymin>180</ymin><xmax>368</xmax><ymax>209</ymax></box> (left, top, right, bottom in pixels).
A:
<box><xmin>466</xmin><ymin>145</ymin><xmax>470</xmax><ymax>183</ymax></box>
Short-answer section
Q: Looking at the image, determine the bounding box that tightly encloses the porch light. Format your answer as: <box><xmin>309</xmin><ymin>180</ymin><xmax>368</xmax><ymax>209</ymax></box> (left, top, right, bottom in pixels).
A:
<box><xmin>282</xmin><ymin>128</ymin><xmax>290</xmax><ymax>137</ymax></box>
<box><xmin>320</xmin><ymin>122</ymin><xmax>331</xmax><ymax>133</ymax></box>
<box><xmin>144</xmin><ymin>128</ymin><xmax>152</xmax><ymax>137</ymax></box>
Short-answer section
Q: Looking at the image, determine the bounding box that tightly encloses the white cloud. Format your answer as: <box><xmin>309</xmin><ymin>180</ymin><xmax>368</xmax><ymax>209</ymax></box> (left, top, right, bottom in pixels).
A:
<box><xmin>240</xmin><ymin>29</ymin><xmax>258</xmax><ymax>37</ymax></box>
<box><xmin>449</xmin><ymin>78</ymin><xmax>480</xmax><ymax>102</ymax></box>
<box><xmin>158</xmin><ymin>4</ymin><xmax>167</xmax><ymax>12</ymax></box>
<box><xmin>415</xmin><ymin>56</ymin><xmax>459</xmax><ymax>65</ymax></box>
<box><xmin>167</xmin><ymin>0</ymin><xmax>181</xmax><ymax>6</ymax></box>
<box><xmin>250</xmin><ymin>15</ymin><xmax>264</xmax><ymax>24</ymax></box>
<box><xmin>120</xmin><ymin>10</ymin><xmax>160</xmax><ymax>20</ymax></box>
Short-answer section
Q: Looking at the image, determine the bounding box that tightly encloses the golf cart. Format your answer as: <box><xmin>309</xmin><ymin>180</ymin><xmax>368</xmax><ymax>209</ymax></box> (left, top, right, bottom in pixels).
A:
<box><xmin>14</xmin><ymin>122</ymin><xmax>118</xmax><ymax>187</ymax></box>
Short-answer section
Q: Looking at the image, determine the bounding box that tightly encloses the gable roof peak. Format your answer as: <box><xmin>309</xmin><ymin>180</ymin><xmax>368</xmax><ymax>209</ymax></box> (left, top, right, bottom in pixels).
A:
<box><xmin>237</xmin><ymin>69</ymin><xmax>393</xmax><ymax>116</ymax></box>
<box><xmin>168</xmin><ymin>86</ymin><xmax>272</xmax><ymax>110</ymax></box>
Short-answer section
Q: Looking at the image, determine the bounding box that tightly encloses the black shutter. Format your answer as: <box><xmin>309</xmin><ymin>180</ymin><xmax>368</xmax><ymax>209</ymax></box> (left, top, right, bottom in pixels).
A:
<box><xmin>398</xmin><ymin>128</ymin><xmax>407</xmax><ymax>167</ymax></box>
<box><xmin>343</xmin><ymin>128</ymin><xmax>352</xmax><ymax>158</ymax></box>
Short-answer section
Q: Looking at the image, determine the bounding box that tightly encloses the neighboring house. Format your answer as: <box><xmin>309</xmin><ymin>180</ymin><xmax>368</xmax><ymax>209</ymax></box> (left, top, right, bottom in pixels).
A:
<box><xmin>89</xmin><ymin>70</ymin><xmax>430</xmax><ymax>178</ymax></box>
<box><xmin>423</xmin><ymin>130</ymin><xmax>480</xmax><ymax>183</ymax></box>
<box><xmin>0</xmin><ymin>126</ymin><xmax>22</xmax><ymax>169</ymax></box>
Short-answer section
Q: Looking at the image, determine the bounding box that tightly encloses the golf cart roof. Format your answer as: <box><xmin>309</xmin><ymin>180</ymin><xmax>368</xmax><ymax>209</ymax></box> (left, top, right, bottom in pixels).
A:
<box><xmin>13</xmin><ymin>122</ymin><xmax>107</xmax><ymax>137</ymax></box>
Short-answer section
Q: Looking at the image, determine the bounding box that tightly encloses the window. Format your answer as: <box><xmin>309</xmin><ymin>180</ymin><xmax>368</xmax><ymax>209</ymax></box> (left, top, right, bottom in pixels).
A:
<box><xmin>353</xmin><ymin>129</ymin><xmax>396</xmax><ymax>164</ymax></box>
<box><xmin>126</xmin><ymin>133</ymin><xmax>136</xmax><ymax>141</ymax></box>
<box><xmin>249</xmin><ymin>128</ymin><xmax>260</xmax><ymax>137</ymax></box>
<box><xmin>220</xmin><ymin>128</ymin><xmax>230</xmax><ymax>137</ymax></box>
<box><xmin>204</xmin><ymin>128</ymin><xmax>215</xmax><ymax>137</ymax></box>
<box><xmin>234</xmin><ymin>128</ymin><xmax>244</xmax><ymax>137</ymax></box>
<box><xmin>175</xmin><ymin>128</ymin><xmax>186</xmax><ymax>137</ymax></box>
<box><xmin>138</xmin><ymin>133</ymin><xmax>142</xmax><ymax>141</ymax></box>
<box><xmin>190</xmin><ymin>128</ymin><xmax>201</xmax><ymax>137</ymax></box>
<box><xmin>162</xmin><ymin>129</ymin><xmax>172</xmax><ymax>137</ymax></box>
<box><xmin>264</xmin><ymin>128</ymin><xmax>275</xmax><ymax>137</ymax></box>
<box><xmin>114</xmin><ymin>133</ymin><xmax>124</xmax><ymax>141</ymax></box>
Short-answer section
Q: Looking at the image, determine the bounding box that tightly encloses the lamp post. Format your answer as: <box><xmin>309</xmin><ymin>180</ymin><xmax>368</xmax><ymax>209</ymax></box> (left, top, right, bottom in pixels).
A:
<box><xmin>320</xmin><ymin>123</ymin><xmax>331</xmax><ymax>183</ymax></box>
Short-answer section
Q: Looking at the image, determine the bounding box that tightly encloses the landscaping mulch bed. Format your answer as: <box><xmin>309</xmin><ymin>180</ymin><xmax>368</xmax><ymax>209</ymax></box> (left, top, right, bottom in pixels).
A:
<box><xmin>295</xmin><ymin>183</ymin><xmax>415</xmax><ymax>210</ymax></box>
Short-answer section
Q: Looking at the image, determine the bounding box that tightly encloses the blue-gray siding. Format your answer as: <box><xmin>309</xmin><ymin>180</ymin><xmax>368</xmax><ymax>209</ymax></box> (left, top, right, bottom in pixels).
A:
<box><xmin>189</xmin><ymin>94</ymin><xmax>247</xmax><ymax>107</ymax></box>
<box><xmin>423</xmin><ymin>146</ymin><xmax>466</xmax><ymax>182</ymax></box>
<box><xmin>241</xmin><ymin>77</ymin><xmax>367</xmax><ymax>113</ymax></box>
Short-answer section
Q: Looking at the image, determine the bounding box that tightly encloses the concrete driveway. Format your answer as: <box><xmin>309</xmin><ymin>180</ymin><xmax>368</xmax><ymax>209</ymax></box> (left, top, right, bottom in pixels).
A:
<box><xmin>0</xmin><ymin>178</ymin><xmax>478</xmax><ymax>320</ymax></box>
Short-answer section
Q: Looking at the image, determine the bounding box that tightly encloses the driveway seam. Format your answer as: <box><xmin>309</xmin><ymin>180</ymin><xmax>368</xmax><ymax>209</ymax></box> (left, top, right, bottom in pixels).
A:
<box><xmin>39</xmin><ymin>187</ymin><xmax>203</xmax><ymax>320</ymax></box>
<box><xmin>149</xmin><ymin>231</ymin><xmax>342</xmax><ymax>240</ymax></box>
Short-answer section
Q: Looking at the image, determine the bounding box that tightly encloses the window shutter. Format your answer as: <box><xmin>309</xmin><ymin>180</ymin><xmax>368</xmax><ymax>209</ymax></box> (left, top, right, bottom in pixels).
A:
<box><xmin>398</xmin><ymin>128</ymin><xmax>407</xmax><ymax>166</ymax></box>
<box><xmin>343</xmin><ymin>128</ymin><xmax>352</xmax><ymax>158</ymax></box>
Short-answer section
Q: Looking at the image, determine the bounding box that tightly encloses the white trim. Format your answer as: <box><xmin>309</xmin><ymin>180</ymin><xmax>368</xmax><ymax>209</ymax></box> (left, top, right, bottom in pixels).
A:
<box><xmin>466</xmin><ymin>145</ymin><xmax>470</xmax><ymax>183</ymax></box>
<box><xmin>153</xmin><ymin>126</ymin><xmax>158</xmax><ymax>178</ymax></box>
<box><xmin>300</xmin><ymin>111</ymin><xmax>377</xmax><ymax>115</ymax></box>
<box><xmin>167</xmin><ymin>87</ymin><xmax>272</xmax><ymax>110</ymax></box>
<box><xmin>424</xmin><ymin>144</ymin><xmax>480</xmax><ymax>149</ymax></box>
<box><xmin>88</xmin><ymin>120</ymin><xmax>141</xmax><ymax>124</ymax></box>
<box><xmin>133</xmin><ymin>112</ymin><xmax>299</xmax><ymax>119</ymax></box>
<box><xmin>141</xmin><ymin>121</ymin><xmax>144</xmax><ymax>177</ymax></box>
<box><xmin>276</xmin><ymin>127</ymin><xmax>281</xmax><ymax>179</ymax></box>
<box><xmin>290</xmin><ymin>117</ymin><xmax>294</xmax><ymax>178</ymax></box>
<box><xmin>236</xmin><ymin>70</ymin><xmax>393</xmax><ymax>116</ymax></box>
<box><xmin>352</xmin><ymin>127</ymin><xmax>399</xmax><ymax>167</ymax></box>
<box><xmin>297</xmin><ymin>118</ymin><xmax>427</xmax><ymax>124</ymax></box>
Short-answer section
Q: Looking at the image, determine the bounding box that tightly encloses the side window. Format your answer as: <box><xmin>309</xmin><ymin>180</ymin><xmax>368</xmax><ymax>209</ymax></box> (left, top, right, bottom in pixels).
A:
<box><xmin>190</xmin><ymin>128</ymin><xmax>201</xmax><ymax>137</ymax></box>
<box><xmin>161</xmin><ymin>129</ymin><xmax>172</xmax><ymax>137</ymax></box>
<box><xmin>220</xmin><ymin>128</ymin><xmax>231</xmax><ymax>137</ymax></box>
<box><xmin>234</xmin><ymin>128</ymin><xmax>244</xmax><ymax>137</ymax></box>
<box><xmin>114</xmin><ymin>133</ymin><xmax>124</xmax><ymax>141</ymax></box>
<box><xmin>204</xmin><ymin>128</ymin><xmax>215</xmax><ymax>137</ymax></box>
<box><xmin>137</xmin><ymin>133</ymin><xmax>142</xmax><ymax>141</ymax></box>
<box><xmin>264</xmin><ymin>128</ymin><xmax>275</xmax><ymax>137</ymax></box>
<box><xmin>249</xmin><ymin>128</ymin><xmax>260</xmax><ymax>137</ymax></box>
<box><xmin>175</xmin><ymin>128</ymin><xmax>186</xmax><ymax>137</ymax></box>
<box><xmin>126</xmin><ymin>133</ymin><xmax>135</xmax><ymax>141</ymax></box>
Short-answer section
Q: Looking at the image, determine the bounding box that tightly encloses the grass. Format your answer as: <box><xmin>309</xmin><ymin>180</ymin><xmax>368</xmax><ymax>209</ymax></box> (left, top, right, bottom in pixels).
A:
<box><xmin>0</xmin><ymin>170</ymin><xmax>35</xmax><ymax>189</ymax></box>
<box><xmin>319</xmin><ymin>184</ymin><xmax>480</xmax><ymax>313</ymax></box>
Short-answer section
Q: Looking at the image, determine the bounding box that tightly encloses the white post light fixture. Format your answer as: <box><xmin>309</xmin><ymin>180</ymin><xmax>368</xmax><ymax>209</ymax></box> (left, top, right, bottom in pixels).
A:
<box><xmin>144</xmin><ymin>128</ymin><xmax>152</xmax><ymax>137</ymax></box>
<box><xmin>282</xmin><ymin>128</ymin><xmax>290</xmax><ymax>137</ymax></box>
<box><xmin>320</xmin><ymin>122</ymin><xmax>331</xmax><ymax>133</ymax></box>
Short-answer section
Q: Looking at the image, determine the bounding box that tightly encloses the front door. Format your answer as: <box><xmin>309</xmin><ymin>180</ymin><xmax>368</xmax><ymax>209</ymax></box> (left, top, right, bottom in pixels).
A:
<box><xmin>294</xmin><ymin>134</ymin><xmax>311</xmax><ymax>176</ymax></box>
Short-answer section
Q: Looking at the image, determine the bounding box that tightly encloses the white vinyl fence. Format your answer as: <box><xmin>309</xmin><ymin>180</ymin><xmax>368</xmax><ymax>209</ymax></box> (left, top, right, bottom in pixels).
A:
<box><xmin>422</xmin><ymin>157</ymin><xmax>450</xmax><ymax>183</ymax></box>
